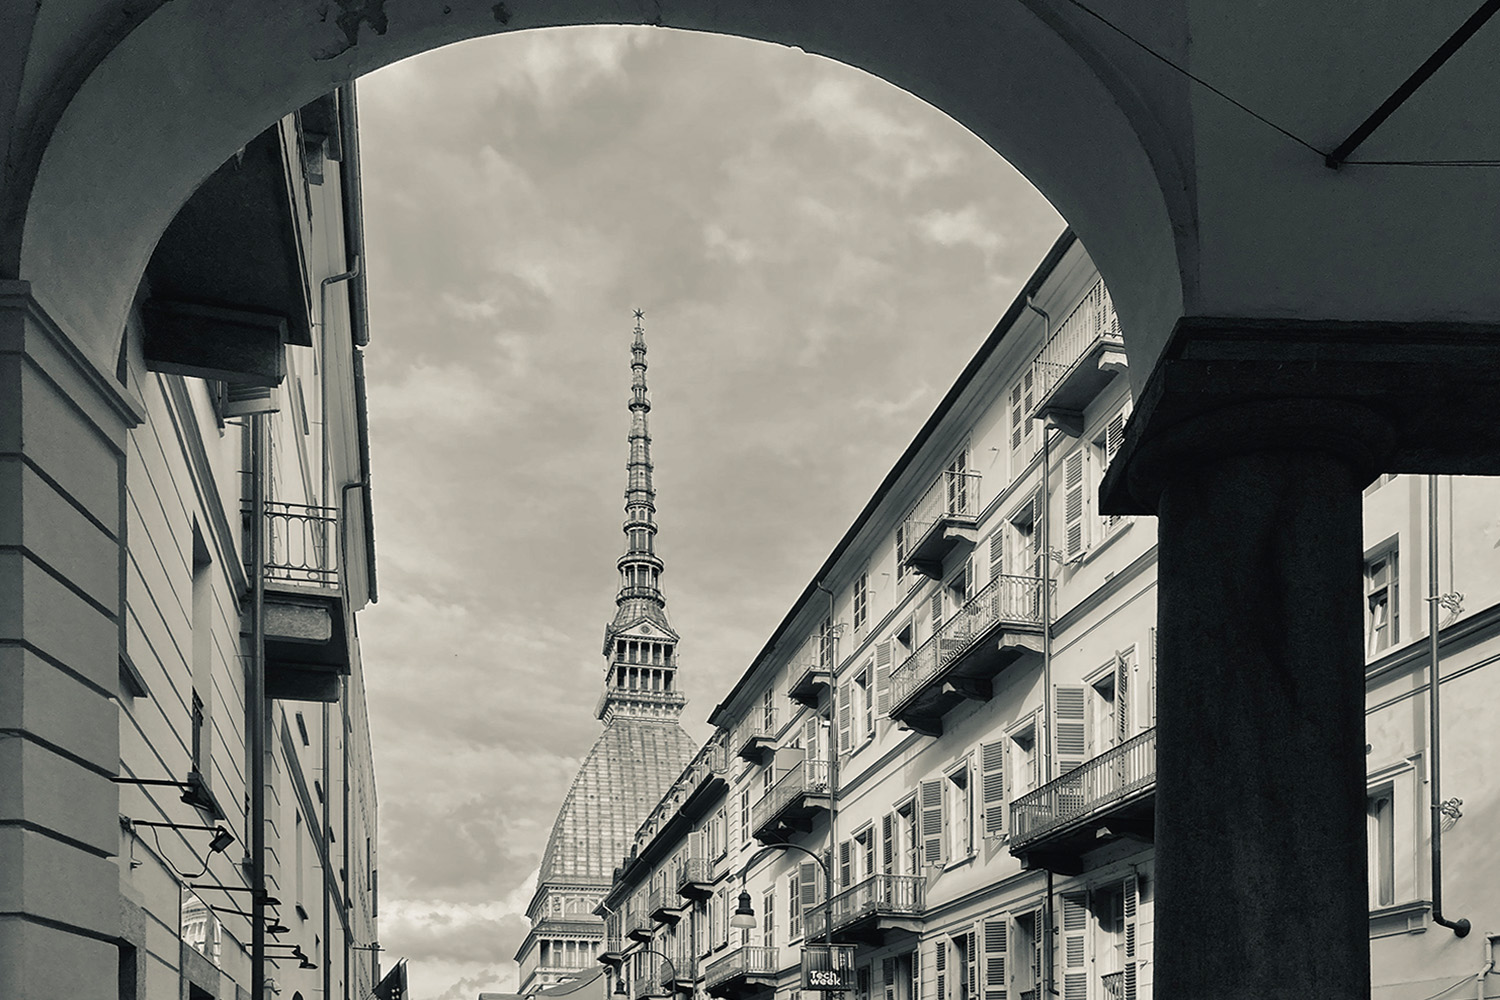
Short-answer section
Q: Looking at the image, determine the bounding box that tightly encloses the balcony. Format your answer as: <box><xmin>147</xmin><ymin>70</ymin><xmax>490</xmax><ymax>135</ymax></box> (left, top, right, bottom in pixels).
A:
<box><xmin>1010</xmin><ymin>727</ymin><xmax>1156</xmax><ymax>874</ymax></box>
<box><xmin>750</xmin><ymin>759</ymin><xmax>833</xmax><ymax>844</ymax></box>
<box><xmin>660</xmin><ymin>957</ymin><xmax>697</xmax><ymax>994</ymax></box>
<box><xmin>734</xmin><ymin>714</ymin><xmax>778</xmax><ymax>762</ymax></box>
<box><xmin>900</xmin><ymin>470</ymin><xmax>982</xmax><ymax>579</ymax></box>
<box><xmin>704</xmin><ymin>946</ymin><xmax>779</xmax><ymax>1000</ymax></box>
<box><xmin>1028</xmin><ymin>279</ymin><xmax>1127</xmax><ymax>434</ymax></box>
<box><xmin>599</xmin><ymin>927</ymin><xmax>624</xmax><ymax>964</ymax></box>
<box><xmin>1101</xmin><ymin>972</ymin><xmax>1124</xmax><ymax>1000</ymax></box>
<box><xmin>677</xmin><ymin>854</ymin><xmax>716</xmax><ymax>901</ymax></box>
<box><xmin>254</xmin><ymin>501</ymin><xmax>350</xmax><ymax>702</ymax></box>
<box><xmin>633</xmin><ymin>975</ymin><xmax>670</xmax><ymax>1000</ymax></box>
<box><xmin>888</xmin><ymin>575</ymin><xmax>1047</xmax><ymax>736</ymax></box>
<box><xmin>804</xmin><ymin>874</ymin><xmax>925</xmax><ymax>945</ymax></box>
<box><xmin>787</xmin><ymin>637</ymin><xmax>835</xmax><ymax>715</ymax></box>
<box><xmin>626</xmin><ymin>901</ymin><xmax>654</xmax><ymax>943</ymax></box>
<box><xmin>649</xmin><ymin>886</ymin><xmax>681</xmax><ymax>925</ymax></box>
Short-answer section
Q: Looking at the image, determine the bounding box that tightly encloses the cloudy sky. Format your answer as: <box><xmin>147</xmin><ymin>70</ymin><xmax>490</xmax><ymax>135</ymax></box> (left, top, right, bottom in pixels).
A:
<box><xmin>354</xmin><ymin>26</ymin><xmax>1062</xmax><ymax>999</ymax></box>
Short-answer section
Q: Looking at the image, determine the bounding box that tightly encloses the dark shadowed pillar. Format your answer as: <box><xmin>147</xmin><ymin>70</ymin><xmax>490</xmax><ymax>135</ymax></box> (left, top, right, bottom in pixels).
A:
<box><xmin>1092</xmin><ymin>317</ymin><xmax>1500</xmax><ymax>1000</ymax></box>
<box><xmin>1140</xmin><ymin>401</ymin><xmax>1383</xmax><ymax>1000</ymax></box>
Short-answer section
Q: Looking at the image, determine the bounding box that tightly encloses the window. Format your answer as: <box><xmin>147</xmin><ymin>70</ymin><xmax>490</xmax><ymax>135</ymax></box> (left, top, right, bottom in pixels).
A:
<box><xmin>896</xmin><ymin>799</ymin><xmax>919</xmax><ymax>875</ymax></box>
<box><xmin>1009</xmin><ymin>368</ymin><xmax>1037</xmax><ymax>467</ymax></box>
<box><xmin>854</xmin><ymin>825</ymin><xmax>875</xmax><ymax>884</ymax></box>
<box><xmin>1008</xmin><ymin>718</ymin><xmax>1041</xmax><ymax>798</ymax></box>
<box><xmin>788</xmin><ymin>871</ymin><xmax>802</xmax><ymax>940</ymax></box>
<box><xmin>1367</xmin><ymin>786</ymin><xmax>1395</xmax><ymax>908</ymax></box>
<box><xmin>762</xmin><ymin>888</ymin><xmax>775</xmax><ymax>948</ymax></box>
<box><xmin>944</xmin><ymin>451</ymin><xmax>972</xmax><ymax>516</ymax></box>
<box><xmin>945</xmin><ymin>763</ymin><xmax>972</xmax><ymax>862</ymax></box>
<box><xmin>1006</xmin><ymin>495</ymin><xmax>1040</xmax><ymax>578</ymax></box>
<box><xmin>1366</xmin><ymin>548</ymin><xmax>1398</xmax><ymax>656</ymax></box>
<box><xmin>896</xmin><ymin>522</ymin><xmax>912</xmax><ymax>586</ymax></box>
<box><xmin>853</xmin><ymin>572</ymin><xmax>869</xmax><ymax>633</ymax></box>
<box><xmin>741</xmin><ymin>789</ymin><xmax>752</xmax><ymax>848</ymax></box>
<box><xmin>855</xmin><ymin>664</ymin><xmax>873</xmax><ymax>741</ymax></box>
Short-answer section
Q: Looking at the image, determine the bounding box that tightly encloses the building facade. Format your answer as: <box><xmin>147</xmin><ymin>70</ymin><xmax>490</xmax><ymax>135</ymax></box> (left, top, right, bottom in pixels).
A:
<box><xmin>597</xmin><ymin>231</ymin><xmax>1500</xmax><ymax>1000</ymax></box>
<box><xmin>3</xmin><ymin>87</ymin><xmax>382</xmax><ymax>999</ymax></box>
<box><xmin>515</xmin><ymin>316</ymin><xmax>699</xmax><ymax>994</ymax></box>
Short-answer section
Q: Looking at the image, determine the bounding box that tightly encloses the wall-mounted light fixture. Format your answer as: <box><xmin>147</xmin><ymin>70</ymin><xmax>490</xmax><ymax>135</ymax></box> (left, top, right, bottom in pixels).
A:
<box><xmin>128</xmin><ymin>818</ymin><xmax>235</xmax><ymax>853</ymax></box>
<box><xmin>113</xmin><ymin>773</ymin><xmax>225</xmax><ymax>819</ymax></box>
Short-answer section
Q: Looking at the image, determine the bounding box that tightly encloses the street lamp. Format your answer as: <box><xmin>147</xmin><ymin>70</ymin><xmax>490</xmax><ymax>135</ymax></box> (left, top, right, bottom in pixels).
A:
<box><xmin>725</xmin><ymin>841</ymin><xmax>832</xmax><ymax>946</ymax></box>
<box><xmin>612</xmin><ymin>945</ymin><xmax>677</xmax><ymax>998</ymax></box>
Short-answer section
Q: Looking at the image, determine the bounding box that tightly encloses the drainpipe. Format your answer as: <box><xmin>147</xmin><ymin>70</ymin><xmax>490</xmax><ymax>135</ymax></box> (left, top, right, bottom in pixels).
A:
<box><xmin>249</xmin><ymin>414</ymin><xmax>269</xmax><ymax>1000</ymax></box>
<box><xmin>322</xmin><ymin>699</ymin><xmax>333</xmax><ymax>1000</ymax></box>
<box><xmin>814</xmin><ymin>581</ymin><xmax>838</xmax><ymax>928</ymax></box>
<box><xmin>1025</xmin><ymin>296</ymin><xmax>1055</xmax><ymax>1000</ymax></box>
<box><xmin>1427</xmin><ymin>475</ymin><xmax>1470</xmax><ymax>937</ymax></box>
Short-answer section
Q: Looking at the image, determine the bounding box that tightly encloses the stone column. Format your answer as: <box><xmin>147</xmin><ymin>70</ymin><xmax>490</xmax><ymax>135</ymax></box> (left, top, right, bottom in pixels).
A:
<box><xmin>1138</xmin><ymin>401</ymin><xmax>1384</xmax><ymax>1000</ymax></box>
<box><xmin>0</xmin><ymin>282</ymin><xmax>141</xmax><ymax>1000</ymax></box>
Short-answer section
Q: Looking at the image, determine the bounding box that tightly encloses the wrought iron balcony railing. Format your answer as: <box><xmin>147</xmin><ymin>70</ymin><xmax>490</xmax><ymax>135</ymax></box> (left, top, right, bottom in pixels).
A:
<box><xmin>889</xmin><ymin>574</ymin><xmax>1047</xmax><ymax>709</ymax></box>
<box><xmin>1101</xmin><ymin>972</ymin><xmax>1124</xmax><ymax>1000</ymax></box>
<box><xmin>1010</xmin><ymin>727</ymin><xmax>1156</xmax><ymax>845</ymax></box>
<box><xmin>787</xmin><ymin>634</ymin><xmax>837</xmax><ymax>709</ymax></box>
<box><xmin>1029</xmin><ymin>278</ymin><xmax>1124</xmax><ymax>420</ymax></box>
<box><xmin>734</xmin><ymin>712</ymin><xmax>778</xmax><ymax>760</ymax></box>
<box><xmin>804</xmin><ymin>874</ymin><xmax>925</xmax><ymax>940</ymax></box>
<box><xmin>263</xmin><ymin>500</ymin><xmax>339</xmax><ymax>588</ymax></box>
<box><xmin>626</xmin><ymin>898</ymin><xmax>654</xmax><ymax>941</ymax></box>
<box><xmin>750</xmin><ymin>759</ymin><xmax>833</xmax><ymax>838</ymax></box>
<box><xmin>902</xmin><ymin>470</ymin><xmax>982</xmax><ymax>559</ymax></box>
<box><xmin>677</xmin><ymin>854</ymin><xmax>716</xmax><ymax>897</ymax></box>
<box><xmin>704</xmin><ymin>946</ymin><xmax>778</xmax><ymax>990</ymax></box>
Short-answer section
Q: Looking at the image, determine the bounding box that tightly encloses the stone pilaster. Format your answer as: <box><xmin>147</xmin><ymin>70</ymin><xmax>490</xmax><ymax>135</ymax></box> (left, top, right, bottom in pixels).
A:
<box><xmin>0</xmin><ymin>281</ymin><xmax>142</xmax><ymax>1000</ymax></box>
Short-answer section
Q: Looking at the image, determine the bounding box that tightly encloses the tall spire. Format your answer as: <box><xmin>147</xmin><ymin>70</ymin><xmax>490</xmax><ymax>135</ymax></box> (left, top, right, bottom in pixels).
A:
<box><xmin>597</xmin><ymin>311</ymin><xmax>686</xmax><ymax>723</ymax></box>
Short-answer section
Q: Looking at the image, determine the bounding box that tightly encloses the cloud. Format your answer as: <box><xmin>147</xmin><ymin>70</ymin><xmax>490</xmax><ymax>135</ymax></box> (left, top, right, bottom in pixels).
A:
<box><xmin>917</xmin><ymin>205</ymin><xmax>1007</xmax><ymax>256</ymax></box>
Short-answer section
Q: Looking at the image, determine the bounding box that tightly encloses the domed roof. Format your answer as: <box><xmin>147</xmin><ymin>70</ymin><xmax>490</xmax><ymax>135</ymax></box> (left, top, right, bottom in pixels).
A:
<box><xmin>537</xmin><ymin>716</ymin><xmax>698</xmax><ymax>885</ymax></box>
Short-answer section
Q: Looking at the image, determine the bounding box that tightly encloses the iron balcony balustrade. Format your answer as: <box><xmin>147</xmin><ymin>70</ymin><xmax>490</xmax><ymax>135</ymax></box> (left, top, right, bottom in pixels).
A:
<box><xmin>659</xmin><ymin>956</ymin><xmax>697</xmax><ymax>993</ymax></box>
<box><xmin>900</xmin><ymin>470</ymin><xmax>983</xmax><ymax>579</ymax></box>
<box><xmin>734</xmin><ymin>712</ymin><xmax>778</xmax><ymax>762</ymax></box>
<box><xmin>887</xmin><ymin>575</ymin><xmax>1048</xmax><ymax>737</ymax></box>
<box><xmin>633</xmin><ymin>974</ymin><xmax>670</xmax><ymax>1000</ymax></box>
<box><xmin>804</xmin><ymin>874</ymin><xmax>925</xmax><ymax>944</ymax></box>
<box><xmin>600</xmin><ymin>924</ymin><xmax>625</xmax><ymax>964</ymax></box>
<box><xmin>1009</xmin><ymin>727</ymin><xmax>1156</xmax><ymax>874</ymax></box>
<box><xmin>648</xmin><ymin>886</ymin><xmax>682</xmax><ymax>925</ymax></box>
<box><xmin>676</xmin><ymin>853</ymin><xmax>716</xmax><ymax>901</ymax></box>
<box><xmin>626</xmin><ymin>898</ymin><xmax>654</xmax><ymax>943</ymax></box>
<box><xmin>1101</xmin><ymin>971</ymin><xmax>1125</xmax><ymax>1000</ymax></box>
<box><xmin>250</xmin><ymin>500</ymin><xmax>351</xmax><ymax>702</ymax></box>
<box><xmin>750</xmin><ymin>759</ymin><xmax>834</xmax><ymax>844</ymax></box>
<box><xmin>1027</xmin><ymin>278</ymin><xmax>1127</xmax><ymax>434</ymax></box>
<box><xmin>787</xmin><ymin>636</ymin><xmax>837</xmax><ymax>715</ymax></box>
<box><xmin>704</xmin><ymin>945</ymin><xmax>779</xmax><ymax>1000</ymax></box>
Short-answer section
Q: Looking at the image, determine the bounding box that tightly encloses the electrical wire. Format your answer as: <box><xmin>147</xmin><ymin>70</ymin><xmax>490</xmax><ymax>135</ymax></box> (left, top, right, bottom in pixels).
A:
<box><xmin>144</xmin><ymin>824</ymin><xmax>215</xmax><ymax>881</ymax></box>
<box><xmin>1413</xmin><ymin>973</ymin><xmax>1477</xmax><ymax>1000</ymax></box>
<box><xmin>1045</xmin><ymin>0</ymin><xmax>1500</xmax><ymax>167</ymax></box>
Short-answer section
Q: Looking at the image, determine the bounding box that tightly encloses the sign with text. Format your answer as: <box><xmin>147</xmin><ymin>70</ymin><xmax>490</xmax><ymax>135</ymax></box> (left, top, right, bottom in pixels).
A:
<box><xmin>801</xmin><ymin>944</ymin><xmax>857</xmax><ymax>991</ymax></box>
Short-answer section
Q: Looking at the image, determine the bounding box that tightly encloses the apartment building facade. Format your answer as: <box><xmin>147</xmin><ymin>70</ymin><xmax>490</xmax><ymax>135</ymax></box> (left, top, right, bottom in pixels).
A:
<box><xmin>3</xmin><ymin>87</ymin><xmax>381</xmax><ymax>999</ymax></box>
<box><xmin>595</xmin><ymin>231</ymin><xmax>1500</xmax><ymax>1000</ymax></box>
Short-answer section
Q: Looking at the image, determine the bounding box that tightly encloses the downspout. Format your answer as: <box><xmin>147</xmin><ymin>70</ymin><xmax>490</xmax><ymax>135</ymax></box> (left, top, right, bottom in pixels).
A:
<box><xmin>249</xmin><ymin>415</ymin><xmax>269</xmax><ymax>1000</ymax></box>
<box><xmin>343</xmin><ymin>676</ymin><xmax>353</xmax><ymax>995</ymax></box>
<box><xmin>814</xmin><ymin>582</ymin><xmax>838</xmax><ymax>938</ymax></box>
<box><xmin>1025</xmin><ymin>296</ymin><xmax>1055</xmax><ymax>999</ymax></box>
<box><xmin>1427</xmin><ymin>474</ymin><xmax>1470</xmax><ymax>937</ymax></box>
<box><xmin>322</xmin><ymin>700</ymin><xmax>333</xmax><ymax>1000</ymax></box>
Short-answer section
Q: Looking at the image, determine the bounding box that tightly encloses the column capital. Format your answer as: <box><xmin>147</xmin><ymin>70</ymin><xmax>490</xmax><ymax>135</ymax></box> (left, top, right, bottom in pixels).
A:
<box><xmin>1102</xmin><ymin>316</ymin><xmax>1500</xmax><ymax>513</ymax></box>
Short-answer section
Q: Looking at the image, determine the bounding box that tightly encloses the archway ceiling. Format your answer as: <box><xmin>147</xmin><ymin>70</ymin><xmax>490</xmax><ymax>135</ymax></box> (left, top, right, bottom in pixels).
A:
<box><xmin>5</xmin><ymin>0</ymin><xmax>1498</xmax><ymax>388</ymax></box>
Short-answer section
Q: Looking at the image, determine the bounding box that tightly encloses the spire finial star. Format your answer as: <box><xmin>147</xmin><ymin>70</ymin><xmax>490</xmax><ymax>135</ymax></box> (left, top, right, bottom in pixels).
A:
<box><xmin>634</xmin><ymin>309</ymin><xmax>644</xmax><ymax>321</ymax></box>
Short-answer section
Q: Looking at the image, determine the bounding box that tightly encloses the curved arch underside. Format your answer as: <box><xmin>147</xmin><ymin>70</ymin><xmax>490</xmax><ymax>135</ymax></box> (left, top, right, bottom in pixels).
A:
<box><xmin>9</xmin><ymin>0</ymin><xmax>1500</xmax><ymax>382</ymax></box>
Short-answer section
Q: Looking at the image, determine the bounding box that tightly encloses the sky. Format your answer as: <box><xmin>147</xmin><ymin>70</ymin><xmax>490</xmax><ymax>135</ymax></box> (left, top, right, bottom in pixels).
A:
<box><xmin>354</xmin><ymin>26</ymin><xmax>1063</xmax><ymax>999</ymax></box>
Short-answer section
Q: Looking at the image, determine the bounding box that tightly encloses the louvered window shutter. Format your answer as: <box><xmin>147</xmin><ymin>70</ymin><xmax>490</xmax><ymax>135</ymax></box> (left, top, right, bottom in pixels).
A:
<box><xmin>979</xmin><ymin>740</ymin><xmax>1006</xmax><ymax>838</ymax></box>
<box><xmin>966</xmin><ymin>930</ymin><xmax>979</xmax><ymax>1000</ymax></box>
<box><xmin>930</xmin><ymin>591</ymin><xmax>944</xmax><ymax>634</ymax></box>
<box><xmin>988</xmin><ymin>532</ymin><xmax>1004</xmax><ymax>585</ymax></box>
<box><xmin>799</xmin><ymin>861</ymin><xmax>820</xmax><ymax>909</ymax></box>
<box><xmin>1123</xmin><ymin>874</ymin><xmax>1139</xmax><ymax>1000</ymax></box>
<box><xmin>728</xmin><ymin>790</ymin><xmax>740</xmax><ymax>849</ymax></box>
<box><xmin>839</xmin><ymin>839</ymin><xmax>853</xmax><ymax>889</ymax></box>
<box><xmin>1060</xmin><ymin>895</ymin><xmax>1087</xmax><ymax>1000</ymax></box>
<box><xmin>1147</xmin><ymin>627</ymin><xmax>1157</xmax><ymax>727</ymax></box>
<box><xmin>881</xmin><ymin>813</ymin><xmax>895</xmax><ymax>873</ymax></box>
<box><xmin>933</xmin><ymin>937</ymin><xmax>947</xmax><ymax>1000</ymax></box>
<box><xmin>981</xmin><ymin>916</ymin><xmax>1007</xmax><ymax>1000</ymax></box>
<box><xmin>805</xmin><ymin>716</ymin><xmax>820</xmax><ymax>759</ymax></box>
<box><xmin>883</xmin><ymin>958</ymin><xmax>897</xmax><ymax>1000</ymax></box>
<box><xmin>1115</xmin><ymin>650</ymin><xmax>1131</xmax><ymax>744</ymax></box>
<box><xmin>838</xmin><ymin>682</ymin><xmax>853</xmax><ymax>755</ymax></box>
<box><xmin>919</xmin><ymin>779</ymin><xmax>945</xmax><ymax>867</ymax></box>
<box><xmin>875</xmin><ymin>640</ymin><xmax>893</xmax><ymax>717</ymax></box>
<box><xmin>1063</xmin><ymin>450</ymin><xmax>1085</xmax><ymax>559</ymax></box>
<box><xmin>1053</xmin><ymin>686</ymin><xmax>1086</xmax><ymax>776</ymax></box>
